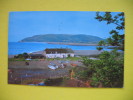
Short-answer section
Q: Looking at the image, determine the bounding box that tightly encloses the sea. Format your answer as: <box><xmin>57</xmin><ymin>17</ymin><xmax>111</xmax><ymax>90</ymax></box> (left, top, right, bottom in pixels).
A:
<box><xmin>8</xmin><ymin>42</ymin><xmax>113</xmax><ymax>55</ymax></box>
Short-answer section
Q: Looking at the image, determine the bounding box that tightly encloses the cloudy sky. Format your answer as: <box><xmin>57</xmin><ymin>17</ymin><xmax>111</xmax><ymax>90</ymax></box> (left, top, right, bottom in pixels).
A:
<box><xmin>8</xmin><ymin>11</ymin><xmax>123</xmax><ymax>42</ymax></box>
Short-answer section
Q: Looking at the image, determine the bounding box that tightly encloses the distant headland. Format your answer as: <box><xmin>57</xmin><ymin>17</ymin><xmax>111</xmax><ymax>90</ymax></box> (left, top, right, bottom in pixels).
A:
<box><xmin>19</xmin><ymin>34</ymin><xmax>103</xmax><ymax>45</ymax></box>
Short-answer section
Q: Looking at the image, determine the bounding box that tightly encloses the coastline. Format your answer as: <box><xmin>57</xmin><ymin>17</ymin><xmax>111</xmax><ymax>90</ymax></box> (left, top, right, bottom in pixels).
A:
<box><xmin>19</xmin><ymin>41</ymin><xmax>98</xmax><ymax>46</ymax></box>
<box><xmin>8</xmin><ymin>50</ymin><xmax>103</xmax><ymax>58</ymax></box>
<box><xmin>46</xmin><ymin>42</ymin><xmax>98</xmax><ymax>46</ymax></box>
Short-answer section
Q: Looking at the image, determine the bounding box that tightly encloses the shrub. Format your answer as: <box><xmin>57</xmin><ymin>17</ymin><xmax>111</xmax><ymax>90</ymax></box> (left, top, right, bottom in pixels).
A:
<box><xmin>73</xmin><ymin>50</ymin><xmax>124</xmax><ymax>87</ymax></box>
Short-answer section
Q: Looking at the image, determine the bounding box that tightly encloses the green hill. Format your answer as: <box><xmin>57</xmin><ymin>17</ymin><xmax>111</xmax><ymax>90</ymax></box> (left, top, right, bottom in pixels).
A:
<box><xmin>20</xmin><ymin>34</ymin><xmax>103</xmax><ymax>43</ymax></box>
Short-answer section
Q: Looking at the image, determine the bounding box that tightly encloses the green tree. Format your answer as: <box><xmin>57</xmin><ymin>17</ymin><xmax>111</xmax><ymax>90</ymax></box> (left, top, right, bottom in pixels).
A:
<box><xmin>22</xmin><ymin>52</ymin><xmax>29</xmax><ymax>59</ymax></box>
<box><xmin>95</xmin><ymin>12</ymin><xmax>125</xmax><ymax>50</ymax></box>
<box><xmin>106</xmin><ymin>38</ymin><xmax>114</xmax><ymax>46</ymax></box>
<box><xmin>78</xmin><ymin>50</ymin><xmax>123</xmax><ymax>87</ymax></box>
<box><xmin>96</xmin><ymin>46</ymin><xmax>103</xmax><ymax>51</ymax></box>
<box><xmin>17</xmin><ymin>54</ymin><xmax>24</xmax><ymax>58</ymax></box>
<box><xmin>92</xmin><ymin>50</ymin><xmax>124</xmax><ymax>87</ymax></box>
<box><xmin>98</xmin><ymin>40</ymin><xmax>105</xmax><ymax>46</ymax></box>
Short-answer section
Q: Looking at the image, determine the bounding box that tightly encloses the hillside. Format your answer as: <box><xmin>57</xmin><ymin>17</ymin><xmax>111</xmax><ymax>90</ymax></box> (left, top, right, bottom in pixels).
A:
<box><xmin>20</xmin><ymin>34</ymin><xmax>103</xmax><ymax>43</ymax></box>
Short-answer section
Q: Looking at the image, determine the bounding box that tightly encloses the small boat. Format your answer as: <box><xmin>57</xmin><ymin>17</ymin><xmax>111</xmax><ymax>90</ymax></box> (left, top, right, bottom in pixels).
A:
<box><xmin>25</xmin><ymin>58</ymin><xmax>31</xmax><ymax>61</ymax></box>
<box><xmin>48</xmin><ymin>65</ymin><xmax>58</xmax><ymax>70</ymax></box>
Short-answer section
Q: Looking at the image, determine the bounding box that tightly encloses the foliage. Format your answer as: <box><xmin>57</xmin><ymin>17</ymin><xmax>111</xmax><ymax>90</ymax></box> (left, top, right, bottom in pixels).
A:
<box><xmin>75</xmin><ymin>70</ymin><xmax>90</xmax><ymax>81</ymax></box>
<box><xmin>73</xmin><ymin>50</ymin><xmax>124</xmax><ymax>87</ymax></box>
<box><xmin>98</xmin><ymin>40</ymin><xmax>106</xmax><ymax>46</ymax></box>
<box><xmin>95</xmin><ymin>12</ymin><xmax>124</xmax><ymax>29</ymax></box>
<box><xmin>81</xmin><ymin>56</ymin><xmax>94</xmax><ymax>67</ymax></box>
<box><xmin>14</xmin><ymin>52</ymin><xmax>29</xmax><ymax>59</ymax></box>
<box><xmin>23</xmin><ymin>53</ymin><xmax>29</xmax><ymax>58</ymax></box>
<box><xmin>17</xmin><ymin>54</ymin><xmax>24</xmax><ymax>58</ymax></box>
<box><xmin>95</xmin><ymin>12</ymin><xmax>125</xmax><ymax>50</ymax></box>
<box><xmin>8</xmin><ymin>58</ymin><xmax>26</xmax><ymax>61</ymax></box>
<box><xmin>96</xmin><ymin>46</ymin><xmax>103</xmax><ymax>51</ymax></box>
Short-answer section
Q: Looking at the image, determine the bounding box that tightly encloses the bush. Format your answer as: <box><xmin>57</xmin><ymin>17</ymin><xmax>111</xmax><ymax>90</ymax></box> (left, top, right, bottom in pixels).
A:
<box><xmin>17</xmin><ymin>54</ymin><xmax>24</xmax><ymax>58</ymax></box>
<box><xmin>73</xmin><ymin>50</ymin><xmax>124</xmax><ymax>87</ymax></box>
<box><xmin>14</xmin><ymin>52</ymin><xmax>29</xmax><ymax>59</ymax></box>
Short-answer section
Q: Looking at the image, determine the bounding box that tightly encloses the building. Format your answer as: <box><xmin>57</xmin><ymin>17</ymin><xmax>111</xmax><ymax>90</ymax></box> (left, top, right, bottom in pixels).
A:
<box><xmin>44</xmin><ymin>48</ymin><xmax>74</xmax><ymax>58</ymax></box>
<box><xmin>29</xmin><ymin>54</ymin><xmax>45</xmax><ymax>59</ymax></box>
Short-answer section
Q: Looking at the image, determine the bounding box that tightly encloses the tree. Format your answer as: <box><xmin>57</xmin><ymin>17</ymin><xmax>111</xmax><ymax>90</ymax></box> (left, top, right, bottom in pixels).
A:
<box><xmin>106</xmin><ymin>38</ymin><xmax>114</xmax><ymax>46</ymax></box>
<box><xmin>22</xmin><ymin>52</ymin><xmax>29</xmax><ymax>59</ymax></box>
<box><xmin>98</xmin><ymin>40</ymin><xmax>105</xmax><ymax>46</ymax></box>
<box><xmin>96</xmin><ymin>46</ymin><xmax>103</xmax><ymax>51</ymax></box>
<box><xmin>95</xmin><ymin>12</ymin><xmax>125</xmax><ymax>50</ymax></box>
<box><xmin>15</xmin><ymin>52</ymin><xmax>29</xmax><ymax>59</ymax></box>
<box><xmin>91</xmin><ymin>50</ymin><xmax>124</xmax><ymax>87</ymax></box>
<box><xmin>73</xmin><ymin>50</ymin><xmax>124</xmax><ymax>87</ymax></box>
<box><xmin>17</xmin><ymin>54</ymin><xmax>24</xmax><ymax>58</ymax></box>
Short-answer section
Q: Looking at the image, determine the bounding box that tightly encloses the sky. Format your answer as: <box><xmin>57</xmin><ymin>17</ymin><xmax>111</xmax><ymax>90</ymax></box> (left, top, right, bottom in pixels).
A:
<box><xmin>8</xmin><ymin>11</ymin><xmax>124</xmax><ymax>42</ymax></box>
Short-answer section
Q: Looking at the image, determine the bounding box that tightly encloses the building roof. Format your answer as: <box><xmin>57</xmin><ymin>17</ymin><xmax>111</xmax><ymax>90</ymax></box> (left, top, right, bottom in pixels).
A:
<box><xmin>45</xmin><ymin>48</ymin><xmax>74</xmax><ymax>54</ymax></box>
<box><xmin>29</xmin><ymin>54</ymin><xmax>44</xmax><ymax>57</ymax></box>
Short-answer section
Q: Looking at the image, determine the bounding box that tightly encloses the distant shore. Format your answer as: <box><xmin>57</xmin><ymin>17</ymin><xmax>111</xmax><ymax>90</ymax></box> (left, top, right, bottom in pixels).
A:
<box><xmin>45</xmin><ymin>42</ymin><xmax>98</xmax><ymax>46</ymax></box>
<box><xmin>19</xmin><ymin>41</ymin><xmax>98</xmax><ymax>46</ymax></box>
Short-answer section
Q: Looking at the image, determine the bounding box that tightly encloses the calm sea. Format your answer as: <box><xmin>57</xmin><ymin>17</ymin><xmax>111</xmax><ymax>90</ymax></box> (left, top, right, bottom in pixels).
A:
<box><xmin>8</xmin><ymin>42</ymin><xmax>112</xmax><ymax>55</ymax></box>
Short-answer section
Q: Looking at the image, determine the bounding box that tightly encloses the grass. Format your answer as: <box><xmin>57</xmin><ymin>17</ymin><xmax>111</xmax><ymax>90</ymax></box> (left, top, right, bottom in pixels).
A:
<box><xmin>9</xmin><ymin>56</ymin><xmax>98</xmax><ymax>62</ymax></box>
<box><xmin>88</xmin><ymin>54</ymin><xmax>100</xmax><ymax>58</ymax></box>
<box><xmin>8</xmin><ymin>58</ymin><xmax>46</xmax><ymax>61</ymax></box>
<box><xmin>46</xmin><ymin>57</ymin><xmax>82</xmax><ymax>61</ymax></box>
<box><xmin>8</xmin><ymin>58</ymin><xmax>26</xmax><ymax>61</ymax></box>
<box><xmin>22</xmin><ymin>78</ymin><xmax>45</xmax><ymax>84</ymax></box>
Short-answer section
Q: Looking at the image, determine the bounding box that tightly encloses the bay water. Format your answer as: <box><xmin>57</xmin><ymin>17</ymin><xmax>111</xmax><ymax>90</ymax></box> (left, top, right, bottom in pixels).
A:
<box><xmin>8</xmin><ymin>42</ymin><xmax>112</xmax><ymax>55</ymax></box>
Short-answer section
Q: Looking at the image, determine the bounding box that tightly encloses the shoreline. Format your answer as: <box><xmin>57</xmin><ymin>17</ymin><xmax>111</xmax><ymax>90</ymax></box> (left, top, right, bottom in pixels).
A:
<box><xmin>9</xmin><ymin>49</ymin><xmax>123</xmax><ymax>58</ymax></box>
<box><xmin>8</xmin><ymin>50</ymin><xmax>104</xmax><ymax>58</ymax></box>
<box><xmin>18</xmin><ymin>41</ymin><xmax>98</xmax><ymax>46</ymax></box>
<box><xmin>45</xmin><ymin>42</ymin><xmax>98</xmax><ymax>46</ymax></box>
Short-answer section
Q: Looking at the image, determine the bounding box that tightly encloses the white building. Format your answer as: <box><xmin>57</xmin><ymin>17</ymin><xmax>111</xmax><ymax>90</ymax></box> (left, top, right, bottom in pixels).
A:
<box><xmin>44</xmin><ymin>48</ymin><xmax>74</xmax><ymax>58</ymax></box>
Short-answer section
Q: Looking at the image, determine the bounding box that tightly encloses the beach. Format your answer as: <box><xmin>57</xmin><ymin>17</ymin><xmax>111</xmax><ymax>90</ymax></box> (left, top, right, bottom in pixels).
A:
<box><xmin>74</xmin><ymin>50</ymin><xmax>103</xmax><ymax>56</ymax></box>
<box><xmin>46</xmin><ymin>42</ymin><xmax>98</xmax><ymax>46</ymax></box>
